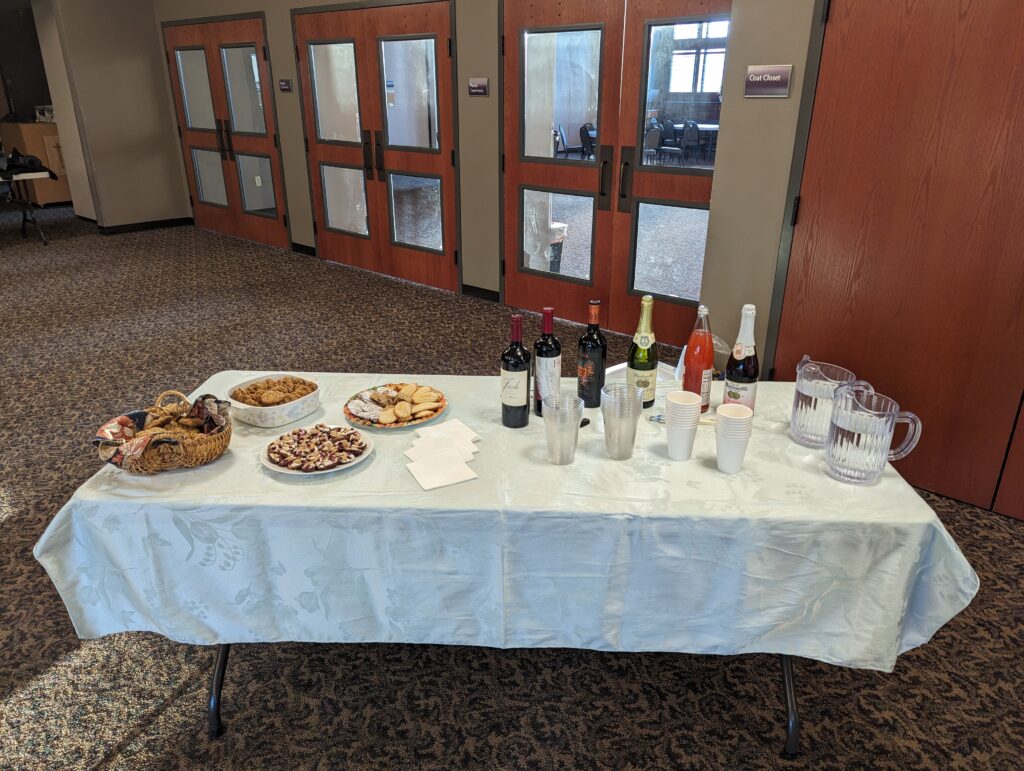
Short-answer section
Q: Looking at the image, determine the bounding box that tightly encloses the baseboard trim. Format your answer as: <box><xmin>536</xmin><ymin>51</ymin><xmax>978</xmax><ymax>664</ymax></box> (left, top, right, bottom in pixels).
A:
<box><xmin>462</xmin><ymin>284</ymin><xmax>500</xmax><ymax>302</ymax></box>
<box><xmin>291</xmin><ymin>242</ymin><xmax>316</xmax><ymax>256</ymax></box>
<box><xmin>97</xmin><ymin>217</ymin><xmax>194</xmax><ymax>235</ymax></box>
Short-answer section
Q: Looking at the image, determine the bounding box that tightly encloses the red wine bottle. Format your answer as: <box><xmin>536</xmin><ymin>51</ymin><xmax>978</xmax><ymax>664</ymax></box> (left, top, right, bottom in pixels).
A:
<box><xmin>501</xmin><ymin>314</ymin><xmax>531</xmax><ymax>428</ymax></box>
<box><xmin>577</xmin><ymin>299</ymin><xmax>607</xmax><ymax>408</ymax></box>
<box><xmin>533</xmin><ymin>307</ymin><xmax>561</xmax><ymax>416</ymax></box>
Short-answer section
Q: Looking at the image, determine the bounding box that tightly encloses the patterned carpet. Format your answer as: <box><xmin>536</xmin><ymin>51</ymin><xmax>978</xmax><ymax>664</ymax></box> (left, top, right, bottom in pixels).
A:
<box><xmin>0</xmin><ymin>207</ymin><xmax>1021</xmax><ymax>769</ymax></box>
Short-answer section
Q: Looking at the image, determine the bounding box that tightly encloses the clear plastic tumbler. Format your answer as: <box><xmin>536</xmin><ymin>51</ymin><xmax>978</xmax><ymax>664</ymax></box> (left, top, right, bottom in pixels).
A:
<box><xmin>601</xmin><ymin>384</ymin><xmax>644</xmax><ymax>460</ymax></box>
<box><xmin>542</xmin><ymin>394</ymin><xmax>585</xmax><ymax>465</ymax></box>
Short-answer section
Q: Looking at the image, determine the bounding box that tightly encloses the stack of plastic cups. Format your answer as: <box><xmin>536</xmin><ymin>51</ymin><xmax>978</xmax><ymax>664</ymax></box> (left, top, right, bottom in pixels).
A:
<box><xmin>601</xmin><ymin>383</ymin><xmax>644</xmax><ymax>460</ymax></box>
<box><xmin>664</xmin><ymin>391</ymin><xmax>702</xmax><ymax>460</ymax></box>
<box><xmin>542</xmin><ymin>394</ymin><xmax>585</xmax><ymax>465</ymax></box>
<box><xmin>715</xmin><ymin>403</ymin><xmax>753</xmax><ymax>473</ymax></box>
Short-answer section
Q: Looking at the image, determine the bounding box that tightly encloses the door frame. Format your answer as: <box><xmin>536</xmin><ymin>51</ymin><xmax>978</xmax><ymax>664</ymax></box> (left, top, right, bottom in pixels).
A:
<box><xmin>161</xmin><ymin>11</ymin><xmax>293</xmax><ymax>248</ymax></box>
<box><xmin>290</xmin><ymin>0</ymin><xmax>462</xmax><ymax>290</ymax></box>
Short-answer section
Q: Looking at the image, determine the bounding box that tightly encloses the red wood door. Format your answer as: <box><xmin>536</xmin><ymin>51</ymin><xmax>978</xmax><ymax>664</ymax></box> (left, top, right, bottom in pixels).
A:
<box><xmin>994</xmin><ymin>403</ymin><xmax>1024</xmax><ymax>519</ymax></box>
<box><xmin>294</xmin><ymin>1</ymin><xmax>458</xmax><ymax>292</ymax></box>
<box><xmin>164</xmin><ymin>18</ymin><xmax>289</xmax><ymax>249</ymax></box>
<box><xmin>774</xmin><ymin>0</ymin><xmax>1024</xmax><ymax>506</ymax></box>
<box><xmin>502</xmin><ymin>0</ymin><xmax>625</xmax><ymax>326</ymax></box>
<box><xmin>608</xmin><ymin>0</ymin><xmax>730</xmax><ymax>346</ymax></box>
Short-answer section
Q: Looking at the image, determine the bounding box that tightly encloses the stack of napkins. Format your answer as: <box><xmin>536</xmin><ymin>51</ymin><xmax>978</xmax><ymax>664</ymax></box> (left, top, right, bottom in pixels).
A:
<box><xmin>404</xmin><ymin>419</ymin><xmax>481</xmax><ymax>491</ymax></box>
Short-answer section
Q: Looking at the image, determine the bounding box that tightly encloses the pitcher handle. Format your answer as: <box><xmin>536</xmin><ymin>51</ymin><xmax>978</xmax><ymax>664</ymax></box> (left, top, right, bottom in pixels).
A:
<box><xmin>889</xmin><ymin>411</ymin><xmax>922</xmax><ymax>461</ymax></box>
<box><xmin>849</xmin><ymin>379</ymin><xmax>873</xmax><ymax>392</ymax></box>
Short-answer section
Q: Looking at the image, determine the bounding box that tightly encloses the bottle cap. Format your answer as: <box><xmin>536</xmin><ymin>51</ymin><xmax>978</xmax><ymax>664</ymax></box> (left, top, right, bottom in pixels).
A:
<box><xmin>742</xmin><ymin>304</ymin><xmax>756</xmax><ymax>315</ymax></box>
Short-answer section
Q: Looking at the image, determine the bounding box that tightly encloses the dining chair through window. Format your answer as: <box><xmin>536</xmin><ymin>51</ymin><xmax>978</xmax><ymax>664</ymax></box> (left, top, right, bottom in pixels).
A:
<box><xmin>557</xmin><ymin>125</ymin><xmax>583</xmax><ymax>158</ymax></box>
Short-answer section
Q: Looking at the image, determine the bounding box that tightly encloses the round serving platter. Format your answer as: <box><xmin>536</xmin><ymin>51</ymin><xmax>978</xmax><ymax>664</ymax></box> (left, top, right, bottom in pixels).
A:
<box><xmin>260</xmin><ymin>426</ymin><xmax>375</xmax><ymax>476</ymax></box>
<box><xmin>342</xmin><ymin>383</ymin><xmax>448</xmax><ymax>430</ymax></box>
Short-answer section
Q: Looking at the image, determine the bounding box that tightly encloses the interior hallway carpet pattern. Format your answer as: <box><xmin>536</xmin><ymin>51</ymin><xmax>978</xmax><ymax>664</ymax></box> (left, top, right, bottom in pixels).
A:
<box><xmin>0</xmin><ymin>208</ymin><xmax>1021</xmax><ymax>770</ymax></box>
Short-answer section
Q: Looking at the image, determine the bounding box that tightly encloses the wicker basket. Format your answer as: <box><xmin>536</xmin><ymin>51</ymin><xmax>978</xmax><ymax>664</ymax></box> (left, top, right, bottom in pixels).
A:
<box><xmin>118</xmin><ymin>390</ymin><xmax>232</xmax><ymax>475</ymax></box>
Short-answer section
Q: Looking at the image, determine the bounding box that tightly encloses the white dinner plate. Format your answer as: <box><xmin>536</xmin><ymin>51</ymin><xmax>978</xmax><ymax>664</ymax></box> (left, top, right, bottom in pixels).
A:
<box><xmin>260</xmin><ymin>426</ymin><xmax>375</xmax><ymax>476</ymax></box>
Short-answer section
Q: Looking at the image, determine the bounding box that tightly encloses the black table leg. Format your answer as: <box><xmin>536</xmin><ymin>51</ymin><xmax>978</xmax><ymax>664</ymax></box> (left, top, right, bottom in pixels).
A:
<box><xmin>208</xmin><ymin>643</ymin><xmax>231</xmax><ymax>739</ymax></box>
<box><xmin>780</xmin><ymin>654</ymin><xmax>800</xmax><ymax>759</ymax></box>
<box><xmin>13</xmin><ymin>181</ymin><xmax>47</xmax><ymax>245</ymax></box>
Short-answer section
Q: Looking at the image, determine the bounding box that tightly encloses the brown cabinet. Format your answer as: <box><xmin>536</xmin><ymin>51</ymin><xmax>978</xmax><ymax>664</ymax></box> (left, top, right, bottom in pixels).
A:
<box><xmin>0</xmin><ymin>122</ymin><xmax>72</xmax><ymax>205</ymax></box>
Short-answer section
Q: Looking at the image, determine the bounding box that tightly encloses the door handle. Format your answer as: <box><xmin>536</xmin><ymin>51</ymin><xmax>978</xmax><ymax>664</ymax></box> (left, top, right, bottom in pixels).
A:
<box><xmin>362</xmin><ymin>129</ymin><xmax>373</xmax><ymax>174</ymax></box>
<box><xmin>373</xmin><ymin>130</ymin><xmax>385</xmax><ymax>181</ymax></box>
<box><xmin>223</xmin><ymin>119</ymin><xmax>235</xmax><ymax>161</ymax></box>
<box><xmin>215</xmin><ymin>119</ymin><xmax>228</xmax><ymax>161</ymax></box>
<box><xmin>597</xmin><ymin>145</ymin><xmax>613</xmax><ymax>211</ymax></box>
<box><xmin>617</xmin><ymin>146</ymin><xmax>635</xmax><ymax>213</ymax></box>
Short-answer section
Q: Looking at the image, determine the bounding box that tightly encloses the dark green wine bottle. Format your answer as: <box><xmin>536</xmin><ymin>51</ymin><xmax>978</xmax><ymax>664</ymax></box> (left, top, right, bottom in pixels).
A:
<box><xmin>626</xmin><ymin>295</ymin><xmax>658</xmax><ymax>408</ymax></box>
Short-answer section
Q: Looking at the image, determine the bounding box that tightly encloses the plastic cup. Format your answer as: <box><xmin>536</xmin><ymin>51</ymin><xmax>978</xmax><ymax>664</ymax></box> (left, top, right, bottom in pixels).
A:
<box><xmin>602</xmin><ymin>384</ymin><xmax>644</xmax><ymax>460</ymax></box>
<box><xmin>667</xmin><ymin>424</ymin><xmax>697</xmax><ymax>461</ymax></box>
<box><xmin>542</xmin><ymin>394</ymin><xmax>584</xmax><ymax>465</ymax></box>
<box><xmin>716</xmin><ymin>432</ymin><xmax>750</xmax><ymax>474</ymax></box>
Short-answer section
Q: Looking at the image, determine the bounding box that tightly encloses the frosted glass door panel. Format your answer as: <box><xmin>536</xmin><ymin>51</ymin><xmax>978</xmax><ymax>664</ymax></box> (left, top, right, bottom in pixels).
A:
<box><xmin>632</xmin><ymin>203</ymin><xmax>707</xmax><ymax>301</ymax></box>
<box><xmin>379</xmin><ymin>38</ymin><xmax>439</xmax><ymax>150</ymax></box>
<box><xmin>175</xmin><ymin>49</ymin><xmax>216</xmax><ymax>130</ymax></box>
<box><xmin>191</xmin><ymin>148</ymin><xmax>228</xmax><ymax>206</ymax></box>
<box><xmin>221</xmin><ymin>45</ymin><xmax>266</xmax><ymax>134</ymax></box>
<box><xmin>236</xmin><ymin>154</ymin><xmax>276</xmax><ymax>215</ymax></box>
<box><xmin>389</xmin><ymin>174</ymin><xmax>442</xmax><ymax>251</ymax></box>
<box><xmin>309</xmin><ymin>42</ymin><xmax>362</xmax><ymax>143</ymax></box>
<box><xmin>522</xmin><ymin>29</ymin><xmax>601</xmax><ymax>161</ymax></box>
<box><xmin>322</xmin><ymin>165</ymin><xmax>369</xmax><ymax>236</ymax></box>
<box><xmin>522</xmin><ymin>188</ymin><xmax>594</xmax><ymax>281</ymax></box>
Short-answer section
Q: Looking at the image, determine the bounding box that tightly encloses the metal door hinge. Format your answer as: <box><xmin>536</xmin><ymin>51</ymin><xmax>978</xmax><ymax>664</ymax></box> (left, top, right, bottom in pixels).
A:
<box><xmin>500</xmin><ymin>153</ymin><xmax>505</xmax><ymax>173</ymax></box>
<box><xmin>451</xmin><ymin>150</ymin><xmax>456</xmax><ymax>167</ymax></box>
<box><xmin>304</xmin><ymin>136</ymin><xmax>309</xmax><ymax>152</ymax></box>
<box><xmin>454</xmin><ymin>249</ymin><xmax>459</xmax><ymax>266</ymax></box>
<box><xmin>295</xmin><ymin>45</ymin><xmax>300</xmax><ymax>62</ymax></box>
<box><xmin>790</xmin><ymin>195</ymin><xmax>801</xmax><ymax>227</ymax></box>
<box><xmin>262</xmin><ymin>46</ymin><xmax>268</xmax><ymax>61</ymax></box>
<box><xmin>500</xmin><ymin>258</ymin><xmax>506</xmax><ymax>276</ymax></box>
<box><xmin>273</xmin><ymin>133</ymin><xmax>279</xmax><ymax>148</ymax></box>
<box><xmin>313</xmin><ymin>220</ymin><xmax>318</xmax><ymax>234</ymax></box>
<box><xmin>283</xmin><ymin>214</ymin><xmax>289</xmax><ymax>227</ymax></box>
<box><xmin>447</xmin><ymin>38</ymin><xmax>452</xmax><ymax>57</ymax></box>
<box><xmin>822</xmin><ymin>0</ymin><xmax>831</xmax><ymax>23</ymax></box>
<box><xmin>500</xmin><ymin>35</ymin><xmax>504</xmax><ymax>56</ymax></box>
<box><xmin>188</xmin><ymin>194</ymin><xmax>193</xmax><ymax>206</ymax></box>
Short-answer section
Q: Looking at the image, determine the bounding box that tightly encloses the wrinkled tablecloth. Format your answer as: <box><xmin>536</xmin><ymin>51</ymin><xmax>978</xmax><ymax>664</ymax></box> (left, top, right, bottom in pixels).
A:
<box><xmin>34</xmin><ymin>372</ymin><xmax>978</xmax><ymax>671</ymax></box>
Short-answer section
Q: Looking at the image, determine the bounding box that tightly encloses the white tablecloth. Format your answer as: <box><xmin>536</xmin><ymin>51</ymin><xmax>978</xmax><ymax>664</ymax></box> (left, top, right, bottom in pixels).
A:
<box><xmin>34</xmin><ymin>372</ymin><xmax>978</xmax><ymax>672</ymax></box>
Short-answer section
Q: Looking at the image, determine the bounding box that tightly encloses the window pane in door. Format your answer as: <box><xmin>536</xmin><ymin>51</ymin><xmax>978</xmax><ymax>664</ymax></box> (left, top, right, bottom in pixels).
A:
<box><xmin>236</xmin><ymin>154</ymin><xmax>276</xmax><ymax>216</ymax></box>
<box><xmin>631</xmin><ymin>202</ymin><xmax>707</xmax><ymax>302</ymax></box>
<box><xmin>389</xmin><ymin>173</ymin><xmax>443</xmax><ymax>251</ymax></box>
<box><xmin>221</xmin><ymin>45</ymin><xmax>266</xmax><ymax>134</ymax></box>
<box><xmin>522</xmin><ymin>28</ymin><xmax>601</xmax><ymax>162</ymax></box>
<box><xmin>309</xmin><ymin>42</ymin><xmax>361</xmax><ymax>143</ymax></box>
<box><xmin>191</xmin><ymin>148</ymin><xmax>228</xmax><ymax>206</ymax></box>
<box><xmin>322</xmin><ymin>164</ymin><xmax>369</xmax><ymax>236</ymax></box>
<box><xmin>175</xmin><ymin>49</ymin><xmax>216</xmax><ymax>130</ymax></box>
<box><xmin>521</xmin><ymin>188</ymin><xmax>594</xmax><ymax>282</ymax></box>
<box><xmin>379</xmin><ymin>38</ymin><xmax>439</xmax><ymax>150</ymax></box>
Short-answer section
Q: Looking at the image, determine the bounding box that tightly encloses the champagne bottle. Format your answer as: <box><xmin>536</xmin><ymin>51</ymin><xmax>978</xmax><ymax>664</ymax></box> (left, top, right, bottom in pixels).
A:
<box><xmin>533</xmin><ymin>306</ymin><xmax>562</xmax><ymax>416</ymax></box>
<box><xmin>683</xmin><ymin>305</ymin><xmax>715</xmax><ymax>413</ymax></box>
<box><xmin>724</xmin><ymin>304</ymin><xmax>760</xmax><ymax>411</ymax></box>
<box><xmin>500</xmin><ymin>314</ymin><xmax>531</xmax><ymax>428</ymax></box>
<box><xmin>577</xmin><ymin>299</ymin><xmax>607</xmax><ymax>408</ymax></box>
<box><xmin>627</xmin><ymin>295</ymin><xmax>658</xmax><ymax>408</ymax></box>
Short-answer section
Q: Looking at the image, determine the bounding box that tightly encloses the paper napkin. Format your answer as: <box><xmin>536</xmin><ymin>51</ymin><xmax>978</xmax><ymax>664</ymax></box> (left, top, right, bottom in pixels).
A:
<box><xmin>406</xmin><ymin>449</ymin><xmax>478</xmax><ymax>491</ymax></box>
<box><xmin>404</xmin><ymin>435</ymin><xmax>475</xmax><ymax>463</ymax></box>
<box><xmin>416</xmin><ymin>418</ymin><xmax>481</xmax><ymax>444</ymax></box>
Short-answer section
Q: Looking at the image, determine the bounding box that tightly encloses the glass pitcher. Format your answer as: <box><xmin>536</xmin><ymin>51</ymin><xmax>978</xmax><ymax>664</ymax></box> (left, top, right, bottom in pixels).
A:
<box><xmin>825</xmin><ymin>383</ymin><xmax>922</xmax><ymax>485</ymax></box>
<box><xmin>790</xmin><ymin>355</ymin><xmax>872</xmax><ymax>448</ymax></box>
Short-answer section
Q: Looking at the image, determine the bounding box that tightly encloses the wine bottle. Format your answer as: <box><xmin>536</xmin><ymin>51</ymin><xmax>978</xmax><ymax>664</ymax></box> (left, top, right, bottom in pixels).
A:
<box><xmin>533</xmin><ymin>306</ymin><xmax>562</xmax><ymax>416</ymax></box>
<box><xmin>627</xmin><ymin>295</ymin><xmax>659</xmax><ymax>409</ymax></box>
<box><xmin>683</xmin><ymin>304</ymin><xmax>715</xmax><ymax>413</ymax></box>
<box><xmin>724</xmin><ymin>304</ymin><xmax>760</xmax><ymax>411</ymax></box>
<box><xmin>577</xmin><ymin>299</ymin><xmax>607</xmax><ymax>408</ymax></box>
<box><xmin>500</xmin><ymin>314</ymin><xmax>531</xmax><ymax>428</ymax></box>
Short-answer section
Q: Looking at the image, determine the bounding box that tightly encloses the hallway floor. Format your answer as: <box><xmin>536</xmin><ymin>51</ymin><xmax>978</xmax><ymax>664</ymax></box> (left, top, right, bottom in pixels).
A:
<box><xmin>0</xmin><ymin>208</ymin><xmax>1021</xmax><ymax>769</ymax></box>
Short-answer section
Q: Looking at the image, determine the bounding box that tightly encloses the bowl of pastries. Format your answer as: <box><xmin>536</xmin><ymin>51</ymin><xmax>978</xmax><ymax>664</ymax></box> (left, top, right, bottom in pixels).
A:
<box><xmin>228</xmin><ymin>374</ymin><xmax>320</xmax><ymax>428</ymax></box>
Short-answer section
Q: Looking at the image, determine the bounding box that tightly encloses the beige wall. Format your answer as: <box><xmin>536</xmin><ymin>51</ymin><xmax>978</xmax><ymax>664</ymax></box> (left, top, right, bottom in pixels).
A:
<box><xmin>44</xmin><ymin>0</ymin><xmax>190</xmax><ymax>227</ymax></box>
<box><xmin>701</xmin><ymin>0</ymin><xmax>819</xmax><ymax>359</ymax></box>
<box><xmin>31</xmin><ymin>0</ymin><xmax>95</xmax><ymax>219</ymax></box>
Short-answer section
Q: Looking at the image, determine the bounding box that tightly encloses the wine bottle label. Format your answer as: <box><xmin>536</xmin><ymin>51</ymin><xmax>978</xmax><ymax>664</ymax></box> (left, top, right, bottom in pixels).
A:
<box><xmin>577</xmin><ymin>356</ymin><xmax>598</xmax><ymax>392</ymax></box>
<box><xmin>500</xmin><ymin>369</ymin><xmax>528</xmax><ymax>407</ymax></box>
<box><xmin>724</xmin><ymin>379</ymin><xmax>757</xmax><ymax>410</ymax></box>
<box><xmin>700</xmin><ymin>368</ymin><xmax>713</xmax><ymax>406</ymax></box>
<box><xmin>633</xmin><ymin>332</ymin><xmax>655</xmax><ymax>349</ymax></box>
<box><xmin>733</xmin><ymin>344</ymin><xmax>756</xmax><ymax>359</ymax></box>
<box><xmin>627</xmin><ymin>367</ymin><xmax>657</xmax><ymax>403</ymax></box>
<box><xmin>535</xmin><ymin>355</ymin><xmax>562</xmax><ymax>402</ymax></box>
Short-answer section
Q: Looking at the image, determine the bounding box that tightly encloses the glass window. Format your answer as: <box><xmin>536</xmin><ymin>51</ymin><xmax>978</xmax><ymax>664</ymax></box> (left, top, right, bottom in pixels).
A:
<box><xmin>389</xmin><ymin>173</ymin><xmax>443</xmax><ymax>251</ymax></box>
<box><xmin>309</xmin><ymin>42</ymin><xmax>361</xmax><ymax>143</ymax></box>
<box><xmin>322</xmin><ymin>165</ymin><xmax>369</xmax><ymax>236</ymax></box>
<box><xmin>522</xmin><ymin>188</ymin><xmax>594</xmax><ymax>282</ymax></box>
<box><xmin>380</xmin><ymin>38</ymin><xmax>439</xmax><ymax>150</ymax></box>
<box><xmin>175</xmin><ymin>49</ymin><xmax>216</xmax><ymax>130</ymax></box>
<box><xmin>522</xmin><ymin>28</ymin><xmax>601</xmax><ymax>162</ymax></box>
<box><xmin>632</xmin><ymin>203</ymin><xmax>707</xmax><ymax>302</ymax></box>
<box><xmin>191</xmin><ymin>148</ymin><xmax>228</xmax><ymax>206</ymax></box>
<box><xmin>221</xmin><ymin>46</ymin><xmax>266</xmax><ymax>134</ymax></box>
<box><xmin>236</xmin><ymin>154</ymin><xmax>276</xmax><ymax>216</ymax></box>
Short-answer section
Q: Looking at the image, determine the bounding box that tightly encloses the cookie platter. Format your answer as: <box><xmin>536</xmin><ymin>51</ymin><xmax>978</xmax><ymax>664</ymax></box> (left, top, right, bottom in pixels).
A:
<box><xmin>261</xmin><ymin>423</ymin><xmax>374</xmax><ymax>475</ymax></box>
<box><xmin>344</xmin><ymin>383</ymin><xmax>447</xmax><ymax>429</ymax></box>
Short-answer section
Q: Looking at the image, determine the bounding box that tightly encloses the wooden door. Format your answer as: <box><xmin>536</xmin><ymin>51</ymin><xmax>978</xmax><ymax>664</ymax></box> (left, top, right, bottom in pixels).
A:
<box><xmin>774</xmin><ymin>0</ymin><xmax>1024</xmax><ymax>506</ymax></box>
<box><xmin>994</xmin><ymin>402</ymin><xmax>1024</xmax><ymax>519</ymax></box>
<box><xmin>294</xmin><ymin>1</ymin><xmax>458</xmax><ymax>292</ymax></box>
<box><xmin>164</xmin><ymin>17</ymin><xmax>289</xmax><ymax>249</ymax></box>
<box><xmin>502</xmin><ymin>0</ymin><xmax>625</xmax><ymax>326</ymax></box>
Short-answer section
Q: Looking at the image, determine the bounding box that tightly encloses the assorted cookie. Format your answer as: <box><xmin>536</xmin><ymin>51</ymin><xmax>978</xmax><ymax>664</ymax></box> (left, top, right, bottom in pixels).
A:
<box><xmin>344</xmin><ymin>383</ymin><xmax>446</xmax><ymax>428</ymax></box>
<box><xmin>266</xmin><ymin>424</ymin><xmax>368</xmax><ymax>473</ymax></box>
<box><xmin>232</xmin><ymin>376</ymin><xmax>317</xmax><ymax>407</ymax></box>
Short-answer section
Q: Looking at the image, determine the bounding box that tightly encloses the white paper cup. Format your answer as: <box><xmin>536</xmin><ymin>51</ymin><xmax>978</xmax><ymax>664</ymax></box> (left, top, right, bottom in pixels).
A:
<box><xmin>667</xmin><ymin>424</ymin><xmax>697</xmax><ymax>461</ymax></box>
<box><xmin>716</xmin><ymin>433</ymin><xmax>750</xmax><ymax>474</ymax></box>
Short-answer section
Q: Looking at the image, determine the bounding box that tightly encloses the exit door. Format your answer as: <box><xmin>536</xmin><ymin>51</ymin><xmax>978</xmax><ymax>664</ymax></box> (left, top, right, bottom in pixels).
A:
<box><xmin>163</xmin><ymin>16</ymin><xmax>290</xmax><ymax>249</ymax></box>
<box><xmin>293</xmin><ymin>1</ymin><xmax>459</xmax><ymax>292</ymax></box>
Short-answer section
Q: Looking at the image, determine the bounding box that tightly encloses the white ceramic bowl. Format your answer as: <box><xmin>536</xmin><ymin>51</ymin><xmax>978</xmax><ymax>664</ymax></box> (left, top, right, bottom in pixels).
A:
<box><xmin>227</xmin><ymin>374</ymin><xmax>321</xmax><ymax>428</ymax></box>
